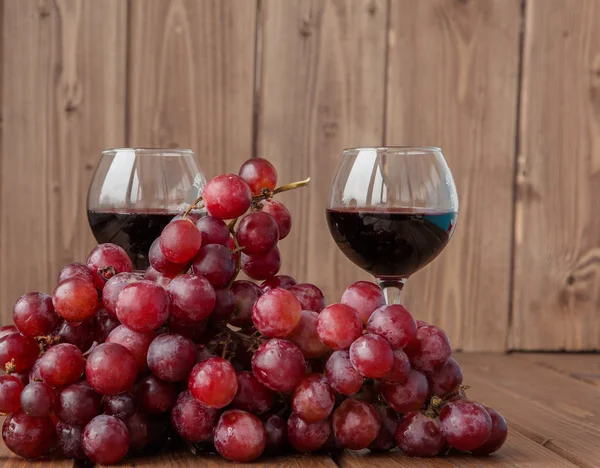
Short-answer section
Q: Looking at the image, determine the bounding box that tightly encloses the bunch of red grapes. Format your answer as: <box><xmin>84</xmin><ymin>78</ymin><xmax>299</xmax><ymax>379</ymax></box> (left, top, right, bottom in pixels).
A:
<box><xmin>0</xmin><ymin>158</ymin><xmax>507</xmax><ymax>465</ymax></box>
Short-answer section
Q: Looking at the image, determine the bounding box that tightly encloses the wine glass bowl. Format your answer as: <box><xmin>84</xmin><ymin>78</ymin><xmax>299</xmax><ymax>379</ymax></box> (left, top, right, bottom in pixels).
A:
<box><xmin>326</xmin><ymin>146</ymin><xmax>458</xmax><ymax>304</ymax></box>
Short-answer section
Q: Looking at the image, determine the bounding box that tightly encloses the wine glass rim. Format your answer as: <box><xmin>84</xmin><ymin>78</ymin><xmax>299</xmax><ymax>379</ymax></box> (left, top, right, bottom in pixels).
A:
<box><xmin>102</xmin><ymin>147</ymin><xmax>195</xmax><ymax>155</ymax></box>
<box><xmin>342</xmin><ymin>145</ymin><xmax>442</xmax><ymax>153</ymax></box>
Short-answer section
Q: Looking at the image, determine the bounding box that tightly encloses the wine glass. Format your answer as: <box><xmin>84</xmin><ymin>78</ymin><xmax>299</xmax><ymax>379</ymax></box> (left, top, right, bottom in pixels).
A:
<box><xmin>326</xmin><ymin>146</ymin><xmax>458</xmax><ymax>304</ymax></box>
<box><xmin>87</xmin><ymin>148</ymin><xmax>206</xmax><ymax>270</ymax></box>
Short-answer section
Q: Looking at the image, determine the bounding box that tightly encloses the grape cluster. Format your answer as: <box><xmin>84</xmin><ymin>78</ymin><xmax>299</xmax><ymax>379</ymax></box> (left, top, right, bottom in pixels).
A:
<box><xmin>0</xmin><ymin>157</ymin><xmax>507</xmax><ymax>464</ymax></box>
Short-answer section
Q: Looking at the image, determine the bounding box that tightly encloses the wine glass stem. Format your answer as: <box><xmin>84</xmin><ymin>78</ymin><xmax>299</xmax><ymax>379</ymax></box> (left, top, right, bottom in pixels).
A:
<box><xmin>376</xmin><ymin>278</ymin><xmax>407</xmax><ymax>305</ymax></box>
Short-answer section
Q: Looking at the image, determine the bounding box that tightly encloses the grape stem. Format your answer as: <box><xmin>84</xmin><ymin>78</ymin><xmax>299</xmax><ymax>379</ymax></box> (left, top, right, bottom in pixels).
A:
<box><xmin>227</xmin><ymin>218</ymin><xmax>242</xmax><ymax>287</ymax></box>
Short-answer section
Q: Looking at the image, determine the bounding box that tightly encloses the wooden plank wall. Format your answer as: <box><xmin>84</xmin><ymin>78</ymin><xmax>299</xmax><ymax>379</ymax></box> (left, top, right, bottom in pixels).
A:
<box><xmin>1</xmin><ymin>0</ymin><xmax>599</xmax><ymax>352</ymax></box>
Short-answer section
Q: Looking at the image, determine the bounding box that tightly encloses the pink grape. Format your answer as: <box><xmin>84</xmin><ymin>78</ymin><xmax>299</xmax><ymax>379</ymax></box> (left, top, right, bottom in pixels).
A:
<box><xmin>87</xmin><ymin>243</ymin><xmax>133</xmax><ymax>290</ymax></box>
<box><xmin>192</xmin><ymin>244</ymin><xmax>236</xmax><ymax>287</ymax></box>
<box><xmin>239</xmin><ymin>157</ymin><xmax>278</xmax><ymax>194</ymax></box>
<box><xmin>428</xmin><ymin>357</ymin><xmax>463</xmax><ymax>397</ymax></box>
<box><xmin>209</xmin><ymin>288</ymin><xmax>236</xmax><ymax>323</ymax></box>
<box><xmin>2</xmin><ymin>409</ymin><xmax>55</xmax><ymax>459</ymax></box>
<box><xmin>236</xmin><ymin>212</ymin><xmax>279</xmax><ymax>255</ymax></box>
<box><xmin>53</xmin><ymin>318</ymin><xmax>94</xmax><ymax>352</ymax></box>
<box><xmin>0</xmin><ymin>375</ymin><xmax>24</xmax><ymax>413</ymax></box>
<box><xmin>107</xmin><ymin>325</ymin><xmax>156</xmax><ymax>372</ymax></box>
<box><xmin>203</xmin><ymin>174</ymin><xmax>253</xmax><ymax>219</ymax></box>
<box><xmin>102</xmin><ymin>272</ymin><xmax>138</xmax><ymax>317</ymax></box>
<box><xmin>252</xmin><ymin>288</ymin><xmax>302</xmax><ymax>338</ymax></box>
<box><xmin>251</xmin><ymin>338</ymin><xmax>306</xmax><ymax>393</ymax></box>
<box><xmin>136</xmin><ymin>374</ymin><xmax>176</xmax><ymax>414</ymax></box>
<box><xmin>116</xmin><ymin>280</ymin><xmax>170</xmax><ymax>332</ymax></box>
<box><xmin>149</xmin><ymin>238</ymin><xmax>186</xmax><ymax>275</ymax></box>
<box><xmin>160</xmin><ymin>219</ymin><xmax>203</xmax><ymax>263</ymax></box>
<box><xmin>53</xmin><ymin>278</ymin><xmax>98</xmax><ymax>322</ymax></box>
<box><xmin>0</xmin><ymin>332</ymin><xmax>39</xmax><ymax>373</ymax></box>
<box><xmin>259</xmin><ymin>199</ymin><xmax>291</xmax><ymax>239</ymax></box>
<box><xmin>168</xmin><ymin>274</ymin><xmax>216</xmax><ymax>321</ymax></box>
<box><xmin>260</xmin><ymin>274</ymin><xmax>297</xmax><ymax>292</ymax></box>
<box><xmin>20</xmin><ymin>381</ymin><xmax>54</xmax><ymax>417</ymax></box>
<box><xmin>171</xmin><ymin>390</ymin><xmax>218</xmax><ymax>443</ymax></box>
<box><xmin>58</xmin><ymin>262</ymin><xmax>94</xmax><ymax>284</ymax></box>
<box><xmin>440</xmin><ymin>400</ymin><xmax>492</xmax><ymax>451</ymax></box>
<box><xmin>289</xmin><ymin>283</ymin><xmax>325</xmax><ymax>312</ymax></box>
<box><xmin>325</xmin><ymin>350</ymin><xmax>363</xmax><ymax>395</ymax></box>
<box><xmin>405</xmin><ymin>324</ymin><xmax>452</xmax><ymax>373</ymax></box>
<box><xmin>316</xmin><ymin>303</ymin><xmax>363</xmax><ymax>350</ymax></box>
<box><xmin>262</xmin><ymin>414</ymin><xmax>287</xmax><ymax>454</ymax></box>
<box><xmin>472</xmin><ymin>407</ymin><xmax>508</xmax><ymax>455</ymax></box>
<box><xmin>379</xmin><ymin>349</ymin><xmax>411</xmax><ymax>384</ymax></box>
<box><xmin>103</xmin><ymin>393</ymin><xmax>137</xmax><ymax>420</ymax></box>
<box><xmin>333</xmin><ymin>399</ymin><xmax>381</xmax><ymax>450</ymax></box>
<box><xmin>56</xmin><ymin>422</ymin><xmax>86</xmax><ymax>460</ymax></box>
<box><xmin>287</xmin><ymin>412</ymin><xmax>331</xmax><ymax>453</ymax></box>
<box><xmin>167</xmin><ymin>316</ymin><xmax>207</xmax><ymax>343</ymax></box>
<box><xmin>341</xmin><ymin>281</ymin><xmax>385</xmax><ymax>324</ymax></box>
<box><xmin>230</xmin><ymin>280</ymin><xmax>262</xmax><ymax>327</ymax></box>
<box><xmin>86</xmin><ymin>342</ymin><xmax>137</xmax><ymax>395</ymax></box>
<box><xmin>381</xmin><ymin>369</ymin><xmax>429</xmax><ymax>413</ymax></box>
<box><xmin>287</xmin><ymin>310</ymin><xmax>329</xmax><ymax>359</ymax></box>
<box><xmin>395</xmin><ymin>411</ymin><xmax>445</xmax><ymax>457</ymax></box>
<box><xmin>196</xmin><ymin>216</ymin><xmax>230</xmax><ymax>245</ymax></box>
<box><xmin>367</xmin><ymin>304</ymin><xmax>417</xmax><ymax>349</ymax></box>
<box><xmin>349</xmin><ymin>334</ymin><xmax>394</xmax><ymax>379</ymax></box>
<box><xmin>13</xmin><ymin>292</ymin><xmax>60</xmax><ymax>337</ymax></box>
<box><xmin>82</xmin><ymin>415</ymin><xmax>130</xmax><ymax>465</ymax></box>
<box><xmin>368</xmin><ymin>405</ymin><xmax>399</xmax><ymax>452</ymax></box>
<box><xmin>241</xmin><ymin>247</ymin><xmax>281</xmax><ymax>280</ymax></box>
<box><xmin>214</xmin><ymin>409</ymin><xmax>267</xmax><ymax>462</ymax></box>
<box><xmin>55</xmin><ymin>381</ymin><xmax>102</xmax><ymax>425</ymax></box>
<box><xmin>39</xmin><ymin>343</ymin><xmax>85</xmax><ymax>387</ymax></box>
<box><xmin>292</xmin><ymin>373</ymin><xmax>335</xmax><ymax>423</ymax></box>
<box><xmin>231</xmin><ymin>371</ymin><xmax>275</xmax><ymax>415</ymax></box>
<box><xmin>94</xmin><ymin>307</ymin><xmax>120</xmax><ymax>343</ymax></box>
<box><xmin>147</xmin><ymin>333</ymin><xmax>196</xmax><ymax>382</ymax></box>
<box><xmin>188</xmin><ymin>357</ymin><xmax>238</xmax><ymax>408</ymax></box>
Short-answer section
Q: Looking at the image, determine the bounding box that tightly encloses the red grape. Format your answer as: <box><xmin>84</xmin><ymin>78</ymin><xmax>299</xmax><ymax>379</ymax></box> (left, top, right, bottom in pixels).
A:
<box><xmin>325</xmin><ymin>350</ymin><xmax>363</xmax><ymax>395</ymax></box>
<box><xmin>2</xmin><ymin>409</ymin><xmax>54</xmax><ymax>459</ymax></box>
<box><xmin>287</xmin><ymin>412</ymin><xmax>331</xmax><ymax>453</ymax></box>
<box><xmin>58</xmin><ymin>262</ymin><xmax>94</xmax><ymax>284</ymax></box>
<box><xmin>349</xmin><ymin>334</ymin><xmax>394</xmax><ymax>379</ymax></box>
<box><xmin>192</xmin><ymin>244</ymin><xmax>236</xmax><ymax>287</ymax></box>
<box><xmin>251</xmin><ymin>338</ymin><xmax>306</xmax><ymax>393</ymax></box>
<box><xmin>367</xmin><ymin>304</ymin><xmax>417</xmax><ymax>349</ymax></box>
<box><xmin>292</xmin><ymin>373</ymin><xmax>334</xmax><ymax>423</ymax></box>
<box><xmin>428</xmin><ymin>357</ymin><xmax>463</xmax><ymax>397</ymax></box>
<box><xmin>405</xmin><ymin>324</ymin><xmax>452</xmax><ymax>373</ymax></box>
<box><xmin>144</xmin><ymin>268</ymin><xmax>176</xmax><ymax>289</ymax></box>
<box><xmin>239</xmin><ymin>157</ymin><xmax>278</xmax><ymax>194</ymax></box>
<box><xmin>395</xmin><ymin>411</ymin><xmax>445</xmax><ymax>457</ymax></box>
<box><xmin>53</xmin><ymin>278</ymin><xmax>99</xmax><ymax>323</ymax></box>
<box><xmin>102</xmin><ymin>272</ymin><xmax>138</xmax><ymax>317</ymax></box>
<box><xmin>160</xmin><ymin>219</ymin><xmax>203</xmax><ymax>264</ymax></box>
<box><xmin>13</xmin><ymin>292</ymin><xmax>60</xmax><ymax>337</ymax></box>
<box><xmin>381</xmin><ymin>369</ymin><xmax>429</xmax><ymax>413</ymax></box>
<box><xmin>103</xmin><ymin>393</ymin><xmax>137</xmax><ymax>420</ymax></box>
<box><xmin>341</xmin><ymin>281</ymin><xmax>386</xmax><ymax>324</ymax></box>
<box><xmin>230</xmin><ymin>280</ymin><xmax>262</xmax><ymax>327</ymax></box>
<box><xmin>0</xmin><ymin>332</ymin><xmax>39</xmax><ymax>373</ymax></box>
<box><xmin>236</xmin><ymin>212</ymin><xmax>279</xmax><ymax>255</ymax></box>
<box><xmin>0</xmin><ymin>325</ymin><xmax>18</xmax><ymax>340</ymax></box>
<box><xmin>116</xmin><ymin>280</ymin><xmax>170</xmax><ymax>332</ymax></box>
<box><xmin>289</xmin><ymin>283</ymin><xmax>325</xmax><ymax>312</ymax></box>
<box><xmin>195</xmin><ymin>343</ymin><xmax>217</xmax><ymax>363</ymax></box>
<box><xmin>28</xmin><ymin>358</ymin><xmax>42</xmax><ymax>382</ymax></box>
<box><xmin>472</xmin><ymin>407</ymin><xmax>508</xmax><ymax>455</ymax></box>
<box><xmin>252</xmin><ymin>288</ymin><xmax>302</xmax><ymax>338</ymax></box>
<box><xmin>226</xmin><ymin>235</ymin><xmax>240</xmax><ymax>263</ymax></box>
<box><xmin>168</xmin><ymin>274</ymin><xmax>216</xmax><ymax>321</ymax></box>
<box><xmin>262</xmin><ymin>413</ymin><xmax>287</xmax><ymax>454</ymax></box>
<box><xmin>40</xmin><ymin>343</ymin><xmax>85</xmax><ymax>387</ymax></box>
<box><xmin>203</xmin><ymin>174</ymin><xmax>253</xmax><ymax>219</ymax></box>
<box><xmin>87</xmin><ymin>243</ymin><xmax>133</xmax><ymax>290</ymax></box>
<box><xmin>196</xmin><ymin>216</ymin><xmax>230</xmax><ymax>245</ymax></box>
<box><xmin>231</xmin><ymin>371</ymin><xmax>275</xmax><ymax>415</ymax></box>
<box><xmin>440</xmin><ymin>400</ymin><xmax>492</xmax><ymax>451</ymax></box>
<box><xmin>149</xmin><ymin>238</ymin><xmax>187</xmax><ymax>275</ymax></box>
<box><xmin>94</xmin><ymin>307</ymin><xmax>120</xmax><ymax>343</ymax></box>
<box><xmin>260</xmin><ymin>274</ymin><xmax>297</xmax><ymax>292</ymax></box>
<box><xmin>241</xmin><ymin>247</ymin><xmax>281</xmax><ymax>280</ymax></box>
<box><xmin>20</xmin><ymin>381</ymin><xmax>54</xmax><ymax>417</ymax></box>
<box><xmin>136</xmin><ymin>374</ymin><xmax>176</xmax><ymax>414</ymax></box>
<box><xmin>214</xmin><ymin>409</ymin><xmax>267</xmax><ymax>462</ymax></box>
<box><xmin>379</xmin><ymin>349</ymin><xmax>411</xmax><ymax>384</ymax></box>
<box><xmin>53</xmin><ymin>318</ymin><xmax>94</xmax><ymax>352</ymax></box>
<box><xmin>86</xmin><ymin>342</ymin><xmax>137</xmax><ymax>395</ymax></box>
<box><xmin>287</xmin><ymin>310</ymin><xmax>329</xmax><ymax>359</ymax></box>
<box><xmin>171</xmin><ymin>390</ymin><xmax>218</xmax><ymax>443</ymax></box>
<box><xmin>316</xmin><ymin>303</ymin><xmax>363</xmax><ymax>350</ymax></box>
<box><xmin>125</xmin><ymin>412</ymin><xmax>149</xmax><ymax>452</ymax></box>
<box><xmin>0</xmin><ymin>375</ymin><xmax>24</xmax><ymax>413</ymax></box>
<box><xmin>171</xmin><ymin>211</ymin><xmax>203</xmax><ymax>223</ymax></box>
<box><xmin>209</xmin><ymin>288</ymin><xmax>236</xmax><ymax>323</ymax></box>
<box><xmin>259</xmin><ymin>199</ymin><xmax>291</xmax><ymax>239</ymax></box>
<box><xmin>55</xmin><ymin>381</ymin><xmax>102</xmax><ymax>425</ymax></box>
<box><xmin>368</xmin><ymin>405</ymin><xmax>398</xmax><ymax>452</ymax></box>
<box><xmin>56</xmin><ymin>422</ymin><xmax>86</xmax><ymax>460</ymax></box>
<box><xmin>167</xmin><ymin>316</ymin><xmax>207</xmax><ymax>343</ymax></box>
<box><xmin>333</xmin><ymin>399</ymin><xmax>381</xmax><ymax>450</ymax></box>
<box><xmin>188</xmin><ymin>357</ymin><xmax>238</xmax><ymax>408</ymax></box>
<box><xmin>82</xmin><ymin>414</ymin><xmax>130</xmax><ymax>465</ymax></box>
<box><xmin>107</xmin><ymin>325</ymin><xmax>156</xmax><ymax>373</ymax></box>
<box><xmin>147</xmin><ymin>333</ymin><xmax>196</xmax><ymax>381</ymax></box>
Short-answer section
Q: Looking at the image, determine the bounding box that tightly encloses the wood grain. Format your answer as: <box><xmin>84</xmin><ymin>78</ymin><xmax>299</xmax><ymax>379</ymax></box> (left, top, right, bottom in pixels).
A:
<box><xmin>511</xmin><ymin>0</ymin><xmax>600</xmax><ymax>350</ymax></box>
<box><xmin>128</xmin><ymin>0</ymin><xmax>257</xmax><ymax>178</ymax></box>
<box><xmin>0</xmin><ymin>0</ymin><xmax>127</xmax><ymax>323</ymax></box>
<box><xmin>385</xmin><ymin>0</ymin><xmax>521</xmax><ymax>351</ymax></box>
<box><xmin>256</xmin><ymin>0</ymin><xmax>386</xmax><ymax>302</ymax></box>
<box><xmin>519</xmin><ymin>353</ymin><xmax>600</xmax><ymax>386</ymax></box>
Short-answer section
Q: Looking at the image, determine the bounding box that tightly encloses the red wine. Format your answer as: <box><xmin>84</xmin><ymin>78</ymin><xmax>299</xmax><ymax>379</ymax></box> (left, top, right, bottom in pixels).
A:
<box><xmin>326</xmin><ymin>208</ymin><xmax>457</xmax><ymax>278</ymax></box>
<box><xmin>88</xmin><ymin>209</ymin><xmax>179</xmax><ymax>270</ymax></box>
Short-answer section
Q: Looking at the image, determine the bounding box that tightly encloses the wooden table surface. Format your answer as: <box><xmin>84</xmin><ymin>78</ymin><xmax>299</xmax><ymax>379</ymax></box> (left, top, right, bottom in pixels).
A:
<box><xmin>1</xmin><ymin>353</ymin><xmax>597</xmax><ymax>467</ymax></box>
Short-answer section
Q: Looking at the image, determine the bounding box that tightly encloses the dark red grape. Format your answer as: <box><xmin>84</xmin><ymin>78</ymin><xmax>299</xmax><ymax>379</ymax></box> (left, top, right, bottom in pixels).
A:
<box><xmin>39</xmin><ymin>343</ymin><xmax>85</xmax><ymax>387</ymax></box>
<box><xmin>260</xmin><ymin>274</ymin><xmax>297</xmax><ymax>292</ymax></box>
<box><xmin>325</xmin><ymin>350</ymin><xmax>363</xmax><ymax>395</ymax></box>
<box><xmin>379</xmin><ymin>349</ymin><xmax>411</xmax><ymax>384</ymax></box>
<box><xmin>251</xmin><ymin>338</ymin><xmax>306</xmax><ymax>393</ymax></box>
<box><xmin>53</xmin><ymin>318</ymin><xmax>94</xmax><ymax>352</ymax></box>
<box><xmin>103</xmin><ymin>393</ymin><xmax>137</xmax><ymax>420</ymax></box>
<box><xmin>168</xmin><ymin>274</ymin><xmax>216</xmax><ymax>321</ymax></box>
<box><xmin>262</xmin><ymin>413</ymin><xmax>287</xmax><ymax>454</ymax></box>
<box><xmin>87</xmin><ymin>243</ymin><xmax>133</xmax><ymax>290</ymax></box>
<box><xmin>289</xmin><ymin>283</ymin><xmax>325</xmax><ymax>312</ymax></box>
<box><xmin>160</xmin><ymin>219</ymin><xmax>203</xmax><ymax>264</ymax></box>
<box><xmin>170</xmin><ymin>390</ymin><xmax>218</xmax><ymax>443</ymax></box>
<box><xmin>102</xmin><ymin>272</ymin><xmax>138</xmax><ymax>317</ymax></box>
<box><xmin>82</xmin><ymin>414</ymin><xmax>130</xmax><ymax>465</ymax></box>
<box><xmin>349</xmin><ymin>334</ymin><xmax>394</xmax><ymax>379</ymax></box>
<box><xmin>204</xmin><ymin>173</ymin><xmax>253</xmax><ymax>219</ymax></box>
<box><xmin>381</xmin><ymin>369</ymin><xmax>429</xmax><ymax>413</ymax></box>
<box><xmin>259</xmin><ymin>199</ymin><xmax>291</xmax><ymax>239</ymax></box>
<box><xmin>368</xmin><ymin>405</ymin><xmax>398</xmax><ymax>452</ymax></box>
<box><xmin>395</xmin><ymin>411</ymin><xmax>445</xmax><ymax>457</ymax></box>
<box><xmin>317</xmin><ymin>303</ymin><xmax>363</xmax><ymax>350</ymax></box>
<box><xmin>226</xmin><ymin>235</ymin><xmax>240</xmax><ymax>263</ymax></box>
<box><xmin>341</xmin><ymin>281</ymin><xmax>385</xmax><ymax>324</ymax></box>
<box><xmin>252</xmin><ymin>288</ymin><xmax>302</xmax><ymax>338</ymax></box>
<box><xmin>0</xmin><ymin>325</ymin><xmax>18</xmax><ymax>340</ymax></box>
<box><xmin>195</xmin><ymin>343</ymin><xmax>217</xmax><ymax>363</ymax></box>
<box><xmin>2</xmin><ymin>409</ymin><xmax>54</xmax><ymax>459</ymax></box>
<box><xmin>116</xmin><ymin>280</ymin><xmax>170</xmax><ymax>332</ymax></box>
<box><xmin>86</xmin><ymin>342</ymin><xmax>137</xmax><ymax>395</ymax></box>
<box><xmin>196</xmin><ymin>216</ymin><xmax>230</xmax><ymax>245</ymax></box>
<box><xmin>148</xmin><ymin>237</ymin><xmax>186</xmax><ymax>275</ymax></box>
<box><xmin>230</xmin><ymin>280</ymin><xmax>262</xmax><ymax>327</ymax></box>
<box><xmin>214</xmin><ymin>409</ymin><xmax>267</xmax><ymax>462</ymax></box>
<box><xmin>0</xmin><ymin>332</ymin><xmax>39</xmax><ymax>373</ymax></box>
<box><xmin>107</xmin><ymin>325</ymin><xmax>156</xmax><ymax>372</ymax></box>
<box><xmin>53</xmin><ymin>278</ymin><xmax>99</xmax><ymax>323</ymax></box>
<box><xmin>440</xmin><ymin>399</ymin><xmax>492</xmax><ymax>451</ymax></box>
<box><xmin>13</xmin><ymin>292</ymin><xmax>60</xmax><ymax>337</ymax></box>
<box><xmin>239</xmin><ymin>158</ymin><xmax>277</xmax><ymax>194</ymax></box>
<box><xmin>55</xmin><ymin>381</ymin><xmax>102</xmax><ymax>425</ymax></box>
<box><xmin>147</xmin><ymin>333</ymin><xmax>196</xmax><ymax>382</ymax></box>
<box><xmin>210</xmin><ymin>288</ymin><xmax>236</xmax><ymax>323</ymax></box>
<box><xmin>428</xmin><ymin>357</ymin><xmax>463</xmax><ymax>397</ymax></box>
<box><xmin>367</xmin><ymin>304</ymin><xmax>417</xmax><ymax>349</ymax></box>
<box><xmin>472</xmin><ymin>407</ymin><xmax>508</xmax><ymax>455</ymax></box>
<box><xmin>405</xmin><ymin>324</ymin><xmax>452</xmax><ymax>373</ymax></box>
<box><xmin>28</xmin><ymin>358</ymin><xmax>42</xmax><ymax>383</ymax></box>
<box><xmin>333</xmin><ymin>399</ymin><xmax>381</xmax><ymax>450</ymax></box>
<box><xmin>94</xmin><ymin>307</ymin><xmax>120</xmax><ymax>343</ymax></box>
<box><xmin>188</xmin><ymin>357</ymin><xmax>238</xmax><ymax>408</ymax></box>
<box><xmin>292</xmin><ymin>373</ymin><xmax>334</xmax><ymax>423</ymax></box>
<box><xmin>236</xmin><ymin>212</ymin><xmax>279</xmax><ymax>255</ymax></box>
<box><xmin>56</xmin><ymin>422</ymin><xmax>86</xmax><ymax>460</ymax></box>
<box><xmin>11</xmin><ymin>372</ymin><xmax>29</xmax><ymax>387</ymax></box>
<box><xmin>287</xmin><ymin>412</ymin><xmax>331</xmax><ymax>453</ymax></box>
<box><xmin>231</xmin><ymin>371</ymin><xmax>275</xmax><ymax>415</ymax></box>
<box><xmin>287</xmin><ymin>310</ymin><xmax>329</xmax><ymax>359</ymax></box>
<box><xmin>125</xmin><ymin>412</ymin><xmax>149</xmax><ymax>452</ymax></box>
<box><xmin>241</xmin><ymin>247</ymin><xmax>281</xmax><ymax>280</ymax></box>
<box><xmin>0</xmin><ymin>375</ymin><xmax>24</xmax><ymax>413</ymax></box>
<box><xmin>58</xmin><ymin>262</ymin><xmax>94</xmax><ymax>284</ymax></box>
<box><xmin>20</xmin><ymin>381</ymin><xmax>54</xmax><ymax>417</ymax></box>
<box><xmin>191</xmin><ymin>244</ymin><xmax>236</xmax><ymax>287</ymax></box>
<box><xmin>167</xmin><ymin>316</ymin><xmax>207</xmax><ymax>343</ymax></box>
<box><xmin>136</xmin><ymin>374</ymin><xmax>177</xmax><ymax>414</ymax></box>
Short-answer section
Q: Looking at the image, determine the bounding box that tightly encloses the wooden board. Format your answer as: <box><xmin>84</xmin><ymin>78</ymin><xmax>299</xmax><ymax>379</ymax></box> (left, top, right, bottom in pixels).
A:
<box><xmin>127</xmin><ymin>0</ymin><xmax>257</xmax><ymax>178</ymax></box>
<box><xmin>519</xmin><ymin>353</ymin><xmax>600</xmax><ymax>386</ymax></box>
<box><xmin>511</xmin><ymin>0</ymin><xmax>600</xmax><ymax>350</ymax></box>
<box><xmin>385</xmin><ymin>0</ymin><xmax>521</xmax><ymax>351</ymax></box>
<box><xmin>0</xmin><ymin>0</ymin><xmax>127</xmax><ymax>322</ymax></box>
<box><xmin>255</xmin><ymin>0</ymin><xmax>387</xmax><ymax>302</ymax></box>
